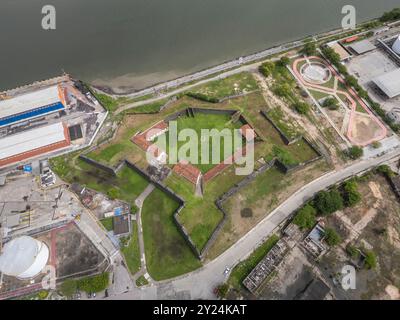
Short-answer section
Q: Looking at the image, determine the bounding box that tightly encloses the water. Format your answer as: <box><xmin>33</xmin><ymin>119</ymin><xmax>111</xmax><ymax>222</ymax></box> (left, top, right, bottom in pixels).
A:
<box><xmin>0</xmin><ymin>0</ymin><xmax>398</xmax><ymax>92</ymax></box>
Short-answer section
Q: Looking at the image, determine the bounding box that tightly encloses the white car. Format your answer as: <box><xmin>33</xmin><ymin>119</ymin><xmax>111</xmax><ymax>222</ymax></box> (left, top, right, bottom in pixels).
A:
<box><xmin>224</xmin><ymin>267</ymin><xmax>231</xmax><ymax>275</ymax></box>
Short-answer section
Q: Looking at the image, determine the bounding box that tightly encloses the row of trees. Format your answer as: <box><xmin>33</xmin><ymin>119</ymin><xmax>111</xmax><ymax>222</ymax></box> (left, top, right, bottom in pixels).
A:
<box><xmin>293</xmin><ymin>178</ymin><xmax>362</xmax><ymax>246</ymax></box>
<box><xmin>59</xmin><ymin>272</ymin><xmax>110</xmax><ymax>298</ymax></box>
<box><xmin>380</xmin><ymin>8</ymin><xmax>400</xmax><ymax>22</ymax></box>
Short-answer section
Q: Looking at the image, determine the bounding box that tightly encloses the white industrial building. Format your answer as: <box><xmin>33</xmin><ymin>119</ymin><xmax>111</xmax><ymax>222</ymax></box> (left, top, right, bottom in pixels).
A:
<box><xmin>0</xmin><ymin>85</ymin><xmax>65</xmax><ymax>127</ymax></box>
<box><xmin>372</xmin><ymin>69</ymin><xmax>400</xmax><ymax>99</ymax></box>
<box><xmin>0</xmin><ymin>236</ymin><xmax>49</xmax><ymax>279</ymax></box>
<box><xmin>0</xmin><ymin>122</ymin><xmax>71</xmax><ymax>168</ymax></box>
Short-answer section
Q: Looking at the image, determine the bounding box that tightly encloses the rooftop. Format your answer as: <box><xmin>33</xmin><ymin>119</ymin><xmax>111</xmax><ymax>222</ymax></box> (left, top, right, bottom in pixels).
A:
<box><xmin>0</xmin><ymin>122</ymin><xmax>70</xmax><ymax>167</ymax></box>
<box><xmin>0</xmin><ymin>85</ymin><xmax>63</xmax><ymax>121</ymax></box>
<box><xmin>372</xmin><ymin>69</ymin><xmax>400</xmax><ymax>98</ymax></box>
<box><xmin>349</xmin><ymin>40</ymin><xmax>377</xmax><ymax>55</ymax></box>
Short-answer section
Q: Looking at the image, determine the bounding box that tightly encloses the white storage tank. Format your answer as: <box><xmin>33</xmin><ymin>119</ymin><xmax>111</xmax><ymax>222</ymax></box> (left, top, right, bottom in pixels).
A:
<box><xmin>393</xmin><ymin>35</ymin><xmax>400</xmax><ymax>55</ymax></box>
<box><xmin>0</xmin><ymin>236</ymin><xmax>49</xmax><ymax>279</ymax></box>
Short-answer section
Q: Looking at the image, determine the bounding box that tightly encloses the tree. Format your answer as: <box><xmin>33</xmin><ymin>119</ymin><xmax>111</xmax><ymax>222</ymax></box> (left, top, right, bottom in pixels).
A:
<box><xmin>215</xmin><ymin>284</ymin><xmax>229</xmax><ymax>299</ymax></box>
<box><xmin>259</xmin><ymin>61</ymin><xmax>275</xmax><ymax>77</ymax></box>
<box><xmin>293</xmin><ymin>102</ymin><xmax>310</xmax><ymax>115</ymax></box>
<box><xmin>59</xmin><ymin>279</ymin><xmax>78</xmax><ymax>298</ymax></box>
<box><xmin>78</xmin><ymin>272</ymin><xmax>110</xmax><ymax>293</ymax></box>
<box><xmin>273</xmin><ymin>83</ymin><xmax>291</xmax><ymax>98</ymax></box>
<box><xmin>343</xmin><ymin>179</ymin><xmax>361</xmax><ymax>207</ymax></box>
<box><xmin>293</xmin><ymin>204</ymin><xmax>317</xmax><ymax>230</ymax></box>
<box><xmin>278</xmin><ymin>56</ymin><xmax>290</xmax><ymax>67</ymax></box>
<box><xmin>347</xmin><ymin>146</ymin><xmax>363</xmax><ymax>160</ymax></box>
<box><xmin>345</xmin><ymin>75</ymin><xmax>359</xmax><ymax>89</ymax></box>
<box><xmin>302</xmin><ymin>42</ymin><xmax>317</xmax><ymax>56</ymax></box>
<box><xmin>371</xmin><ymin>141</ymin><xmax>381</xmax><ymax>149</ymax></box>
<box><xmin>376</xmin><ymin>165</ymin><xmax>395</xmax><ymax>178</ymax></box>
<box><xmin>324</xmin><ymin>228</ymin><xmax>342</xmax><ymax>246</ymax></box>
<box><xmin>322</xmin><ymin>97</ymin><xmax>339</xmax><ymax>110</ymax></box>
<box><xmin>314</xmin><ymin>189</ymin><xmax>344</xmax><ymax>216</ymax></box>
<box><xmin>380</xmin><ymin>8</ymin><xmax>400</xmax><ymax>22</ymax></box>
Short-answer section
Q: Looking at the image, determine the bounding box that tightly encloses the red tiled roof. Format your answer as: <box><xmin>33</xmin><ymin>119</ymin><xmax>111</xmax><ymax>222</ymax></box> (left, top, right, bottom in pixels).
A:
<box><xmin>173</xmin><ymin>160</ymin><xmax>201</xmax><ymax>184</ymax></box>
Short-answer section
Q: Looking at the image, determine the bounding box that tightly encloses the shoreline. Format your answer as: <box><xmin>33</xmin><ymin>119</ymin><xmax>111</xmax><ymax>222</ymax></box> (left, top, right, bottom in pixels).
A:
<box><xmin>91</xmin><ymin>20</ymin><xmax>379</xmax><ymax>98</ymax></box>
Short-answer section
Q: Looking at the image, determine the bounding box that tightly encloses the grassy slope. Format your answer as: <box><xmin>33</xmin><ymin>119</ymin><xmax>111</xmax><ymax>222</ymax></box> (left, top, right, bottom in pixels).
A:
<box><xmin>121</xmin><ymin>222</ymin><xmax>141</xmax><ymax>275</ymax></box>
<box><xmin>141</xmin><ymin>187</ymin><xmax>201</xmax><ymax>280</ymax></box>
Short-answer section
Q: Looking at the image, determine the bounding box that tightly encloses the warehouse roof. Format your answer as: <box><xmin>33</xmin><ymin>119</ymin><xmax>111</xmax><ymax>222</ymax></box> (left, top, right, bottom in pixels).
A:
<box><xmin>372</xmin><ymin>69</ymin><xmax>400</xmax><ymax>98</ymax></box>
<box><xmin>349</xmin><ymin>40</ymin><xmax>377</xmax><ymax>55</ymax></box>
<box><xmin>0</xmin><ymin>85</ymin><xmax>64</xmax><ymax>122</ymax></box>
<box><xmin>0</xmin><ymin>122</ymin><xmax>70</xmax><ymax>167</ymax></box>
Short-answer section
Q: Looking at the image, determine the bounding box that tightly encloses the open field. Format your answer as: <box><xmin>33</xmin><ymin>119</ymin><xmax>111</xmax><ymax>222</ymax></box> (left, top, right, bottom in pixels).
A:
<box><xmin>207</xmin><ymin>159</ymin><xmax>329</xmax><ymax>261</ymax></box>
<box><xmin>141</xmin><ymin>187</ymin><xmax>201</xmax><ymax>280</ymax></box>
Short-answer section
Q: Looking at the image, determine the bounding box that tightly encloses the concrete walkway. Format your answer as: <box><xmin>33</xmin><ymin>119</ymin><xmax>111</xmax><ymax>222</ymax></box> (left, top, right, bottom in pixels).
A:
<box><xmin>132</xmin><ymin>184</ymin><xmax>156</xmax><ymax>284</ymax></box>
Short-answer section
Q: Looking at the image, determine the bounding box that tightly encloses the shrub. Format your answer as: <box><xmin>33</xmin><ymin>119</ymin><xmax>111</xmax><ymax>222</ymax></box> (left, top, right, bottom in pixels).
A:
<box><xmin>215</xmin><ymin>284</ymin><xmax>229</xmax><ymax>299</ymax></box>
<box><xmin>347</xmin><ymin>146</ymin><xmax>363</xmax><ymax>160</ymax></box>
<box><xmin>37</xmin><ymin>290</ymin><xmax>49</xmax><ymax>300</ymax></box>
<box><xmin>60</xmin><ymin>279</ymin><xmax>78</xmax><ymax>298</ymax></box>
<box><xmin>186</xmin><ymin>92</ymin><xmax>219</xmax><ymax>103</ymax></box>
<box><xmin>302</xmin><ymin>42</ymin><xmax>317</xmax><ymax>56</ymax></box>
<box><xmin>343</xmin><ymin>179</ymin><xmax>361</xmax><ymax>207</ymax></box>
<box><xmin>272</xmin><ymin>83</ymin><xmax>292</xmax><ymax>98</ymax></box>
<box><xmin>278</xmin><ymin>56</ymin><xmax>290</xmax><ymax>67</ymax></box>
<box><xmin>293</xmin><ymin>102</ymin><xmax>310</xmax><ymax>115</ymax></box>
<box><xmin>324</xmin><ymin>228</ymin><xmax>342</xmax><ymax>246</ymax></box>
<box><xmin>364</xmin><ymin>250</ymin><xmax>377</xmax><ymax>269</ymax></box>
<box><xmin>322</xmin><ymin>97</ymin><xmax>339</xmax><ymax>110</ymax></box>
<box><xmin>78</xmin><ymin>273</ymin><xmax>110</xmax><ymax>293</ymax></box>
<box><xmin>293</xmin><ymin>204</ymin><xmax>317</xmax><ymax>230</ymax></box>
<box><xmin>259</xmin><ymin>61</ymin><xmax>275</xmax><ymax>77</ymax></box>
<box><xmin>346</xmin><ymin>245</ymin><xmax>360</xmax><ymax>259</ymax></box>
<box><xmin>376</xmin><ymin>165</ymin><xmax>395</xmax><ymax>178</ymax></box>
<box><xmin>314</xmin><ymin>189</ymin><xmax>344</xmax><ymax>216</ymax></box>
<box><xmin>107</xmin><ymin>187</ymin><xmax>120</xmax><ymax>200</ymax></box>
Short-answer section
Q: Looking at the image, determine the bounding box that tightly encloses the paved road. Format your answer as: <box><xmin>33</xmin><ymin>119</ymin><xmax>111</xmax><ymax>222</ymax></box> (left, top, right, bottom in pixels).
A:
<box><xmin>107</xmin><ymin>148</ymin><xmax>400</xmax><ymax>300</ymax></box>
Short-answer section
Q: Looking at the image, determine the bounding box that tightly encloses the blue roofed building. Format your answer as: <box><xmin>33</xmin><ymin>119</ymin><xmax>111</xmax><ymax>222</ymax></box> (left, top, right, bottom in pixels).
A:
<box><xmin>0</xmin><ymin>85</ymin><xmax>66</xmax><ymax>127</ymax></box>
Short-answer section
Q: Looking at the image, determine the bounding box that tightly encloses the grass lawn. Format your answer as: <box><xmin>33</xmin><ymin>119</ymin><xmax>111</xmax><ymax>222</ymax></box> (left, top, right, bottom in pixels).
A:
<box><xmin>50</xmin><ymin>156</ymin><xmax>149</xmax><ymax>205</ymax></box>
<box><xmin>100</xmin><ymin>217</ymin><xmax>113</xmax><ymax>231</ymax></box>
<box><xmin>156</xmin><ymin>113</ymin><xmax>244</xmax><ymax>173</ymax></box>
<box><xmin>124</xmin><ymin>99</ymin><xmax>168</xmax><ymax>114</ymax></box>
<box><xmin>92</xmin><ymin>92</ymin><xmax>133</xmax><ymax>113</ymax></box>
<box><xmin>266</xmin><ymin>106</ymin><xmax>300</xmax><ymax>141</ymax></box>
<box><xmin>121</xmin><ymin>222</ymin><xmax>141</xmax><ymax>275</ymax></box>
<box><xmin>141</xmin><ymin>187</ymin><xmax>201</xmax><ymax>280</ymax></box>
<box><xmin>187</xmin><ymin>72</ymin><xmax>259</xmax><ymax>100</ymax></box>
<box><xmin>135</xmin><ymin>275</ymin><xmax>149</xmax><ymax>287</ymax></box>
<box><xmin>228</xmin><ymin>234</ymin><xmax>279</xmax><ymax>289</ymax></box>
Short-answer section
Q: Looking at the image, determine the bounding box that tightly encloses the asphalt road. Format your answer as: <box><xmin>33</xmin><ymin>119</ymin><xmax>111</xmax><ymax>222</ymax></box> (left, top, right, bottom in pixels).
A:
<box><xmin>108</xmin><ymin>147</ymin><xmax>400</xmax><ymax>300</ymax></box>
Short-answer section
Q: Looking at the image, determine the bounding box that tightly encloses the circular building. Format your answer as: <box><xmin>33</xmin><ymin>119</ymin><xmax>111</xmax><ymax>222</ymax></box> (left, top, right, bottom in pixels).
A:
<box><xmin>393</xmin><ymin>35</ymin><xmax>400</xmax><ymax>55</ymax></box>
<box><xmin>0</xmin><ymin>236</ymin><xmax>49</xmax><ymax>279</ymax></box>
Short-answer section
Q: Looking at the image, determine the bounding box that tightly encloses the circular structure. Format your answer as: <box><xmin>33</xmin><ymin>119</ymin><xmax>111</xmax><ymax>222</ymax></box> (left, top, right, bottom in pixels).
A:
<box><xmin>392</xmin><ymin>35</ymin><xmax>400</xmax><ymax>55</ymax></box>
<box><xmin>0</xmin><ymin>236</ymin><xmax>49</xmax><ymax>279</ymax></box>
<box><xmin>300</xmin><ymin>62</ymin><xmax>332</xmax><ymax>84</ymax></box>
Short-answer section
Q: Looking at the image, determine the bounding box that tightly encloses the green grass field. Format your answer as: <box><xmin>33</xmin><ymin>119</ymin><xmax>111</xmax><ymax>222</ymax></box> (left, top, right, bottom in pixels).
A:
<box><xmin>156</xmin><ymin>113</ymin><xmax>244</xmax><ymax>173</ymax></box>
<box><xmin>141</xmin><ymin>187</ymin><xmax>201</xmax><ymax>280</ymax></box>
<box><xmin>187</xmin><ymin>72</ymin><xmax>258</xmax><ymax>100</ymax></box>
<box><xmin>100</xmin><ymin>217</ymin><xmax>113</xmax><ymax>231</ymax></box>
<box><xmin>121</xmin><ymin>222</ymin><xmax>141</xmax><ymax>275</ymax></box>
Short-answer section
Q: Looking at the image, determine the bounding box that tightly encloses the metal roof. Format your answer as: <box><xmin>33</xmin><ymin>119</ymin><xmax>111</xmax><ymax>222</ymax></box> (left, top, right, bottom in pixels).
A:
<box><xmin>0</xmin><ymin>236</ymin><xmax>49</xmax><ymax>278</ymax></box>
<box><xmin>373</xmin><ymin>69</ymin><xmax>400</xmax><ymax>98</ymax></box>
<box><xmin>349</xmin><ymin>40</ymin><xmax>377</xmax><ymax>55</ymax></box>
<box><xmin>0</xmin><ymin>122</ymin><xmax>67</xmax><ymax>161</ymax></box>
<box><xmin>0</xmin><ymin>85</ymin><xmax>61</xmax><ymax>120</ymax></box>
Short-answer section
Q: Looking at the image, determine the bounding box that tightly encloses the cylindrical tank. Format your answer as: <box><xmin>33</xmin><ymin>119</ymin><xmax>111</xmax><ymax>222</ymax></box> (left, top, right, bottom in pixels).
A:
<box><xmin>0</xmin><ymin>236</ymin><xmax>49</xmax><ymax>279</ymax></box>
<box><xmin>393</xmin><ymin>35</ymin><xmax>400</xmax><ymax>55</ymax></box>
